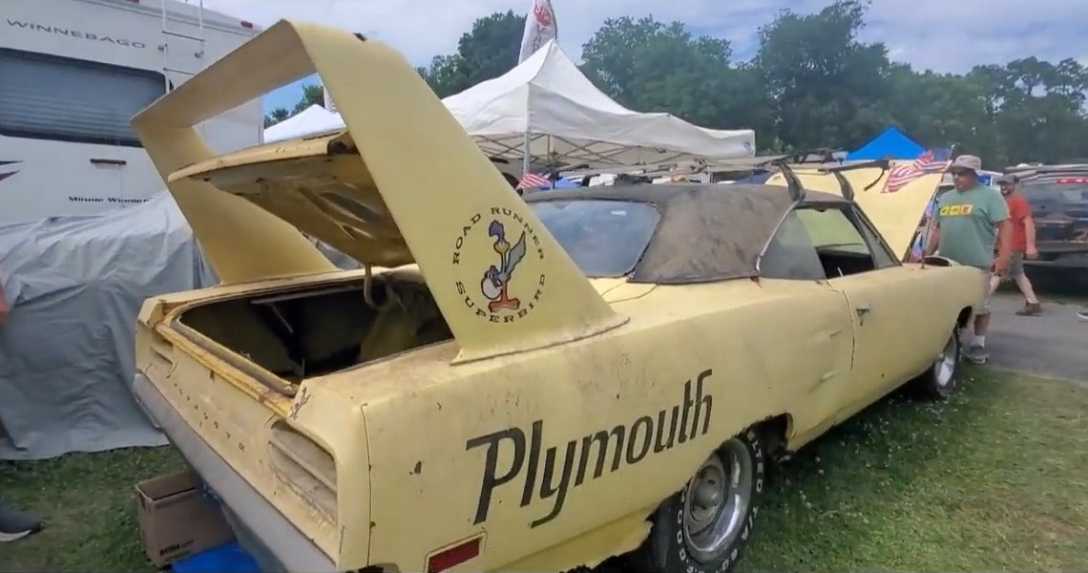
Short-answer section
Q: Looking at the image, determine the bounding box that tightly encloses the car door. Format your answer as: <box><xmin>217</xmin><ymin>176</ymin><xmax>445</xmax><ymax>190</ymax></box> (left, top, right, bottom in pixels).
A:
<box><xmin>758</xmin><ymin>210</ymin><xmax>856</xmax><ymax>440</ymax></box>
<box><xmin>791</xmin><ymin>204</ymin><xmax>921</xmax><ymax>421</ymax></box>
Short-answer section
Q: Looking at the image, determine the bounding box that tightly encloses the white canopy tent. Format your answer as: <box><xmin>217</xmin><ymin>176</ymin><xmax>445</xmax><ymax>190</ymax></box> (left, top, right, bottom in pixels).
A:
<box><xmin>443</xmin><ymin>40</ymin><xmax>754</xmax><ymax>170</ymax></box>
<box><xmin>261</xmin><ymin>40</ymin><xmax>756</xmax><ymax>169</ymax></box>
<box><xmin>263</xmin><ymin>103</ymin><xmax>344</xmax><ymax>143</ymax></box>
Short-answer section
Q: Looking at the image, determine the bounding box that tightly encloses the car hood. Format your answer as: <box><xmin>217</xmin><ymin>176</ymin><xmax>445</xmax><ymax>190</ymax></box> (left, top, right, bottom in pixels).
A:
<box><xmin>768</xmin><ymin>166</ymin><xmax>943</xmax><ymax>258</ymax></box>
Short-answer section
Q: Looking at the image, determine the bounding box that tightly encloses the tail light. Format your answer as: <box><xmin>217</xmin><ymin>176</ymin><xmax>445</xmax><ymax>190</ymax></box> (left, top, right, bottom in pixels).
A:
<box><xmin>268</xmin><ymin>421</ymin><xmax>338</xmax><ymax>523</ymax></box>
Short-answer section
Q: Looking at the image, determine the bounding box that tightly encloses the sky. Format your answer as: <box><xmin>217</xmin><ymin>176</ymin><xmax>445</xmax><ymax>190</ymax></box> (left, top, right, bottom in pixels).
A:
<box><xmin>192</xmin><ymin>0</ymin><xmax>1088</xmax><ymax>115</ymax></box>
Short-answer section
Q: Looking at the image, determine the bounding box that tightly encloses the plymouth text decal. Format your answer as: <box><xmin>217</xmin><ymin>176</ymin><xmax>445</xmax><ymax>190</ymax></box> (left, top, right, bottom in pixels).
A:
<box><xmin>467</xmin><ymin>369</ymin><xmax>714</xmax><ymax>527</ymax></box>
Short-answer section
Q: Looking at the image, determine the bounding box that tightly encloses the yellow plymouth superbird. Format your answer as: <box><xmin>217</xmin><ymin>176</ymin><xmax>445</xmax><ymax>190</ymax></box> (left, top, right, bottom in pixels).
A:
<box><xmin>130</xmin><ymin>20</ymin><xmax>985</xmax><ymax>573</ymax></box>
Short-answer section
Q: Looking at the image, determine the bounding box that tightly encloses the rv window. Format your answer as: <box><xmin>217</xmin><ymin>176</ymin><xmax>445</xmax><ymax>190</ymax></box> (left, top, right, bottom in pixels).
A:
<box><xmin>0</xmin><ymin>48</ymin><xmax>165</xmax><ymax>147</ymax></box>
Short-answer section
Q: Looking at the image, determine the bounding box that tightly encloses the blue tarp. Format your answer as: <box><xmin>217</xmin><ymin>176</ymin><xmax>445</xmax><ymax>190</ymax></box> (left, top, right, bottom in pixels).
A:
<box><xmin>848</xmin><ymin>127</ymin><xmax>925</xmax><ymax>160</ymax></box>
<box><xmin>172</xmin><ymin>543</ymin><xmax>260</xmax><ymax>573</ymax></box>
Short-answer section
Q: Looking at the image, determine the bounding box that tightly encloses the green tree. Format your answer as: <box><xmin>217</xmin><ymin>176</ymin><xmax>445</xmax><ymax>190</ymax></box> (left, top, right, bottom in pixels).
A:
<box><xmin>420</xmin><ymin>2</ymin><xmax>1088</xmax><ymax>165</ymax></box>
<box><xmin>985</xmin><ymin>57</ymin><xmax>1088</xmax><ymax>165</ymax></box>
<box><xmin>263</xmin><ymin>107</ymin><xmax>290</xmax><ymax>128</ymax></box>
<box><xmin>421</xmin><ymin>11</ymin><xmax>525</xmax><ymax>97</ymax></box>
<box><xmin>888</xmin><ymin>66</ymin><xmax>1001</xmax><ymax>163</ymax></box>
<box><xmin>423</xmin><ymin>54</ymin><xmax>471</xmax><ymax>97</ymax></box>
<box><xmin>292</xmin><ymin>84</ymin><xmax>325</xmax><ymax>114</ymax></box>
<box><xmin>755</xmin><ymin>0</ymin><xmax>894</xmax><ymax>151</ymax></box>
<box><xmin>580</xmin><ymin>16</ymin><xmax>773</xmax><ymax>145</ymax></box>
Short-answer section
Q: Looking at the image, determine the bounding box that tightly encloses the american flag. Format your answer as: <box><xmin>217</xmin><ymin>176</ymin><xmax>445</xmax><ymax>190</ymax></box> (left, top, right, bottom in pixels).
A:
<box><xmin>517</xmin><ymin>172</ymin><xmax>552</xmax><ymax>190</ymax></box>
<box><xmin>883</xmin><ymin>149</ymin><xmax>952</xmax><ymax>193</ymax></box>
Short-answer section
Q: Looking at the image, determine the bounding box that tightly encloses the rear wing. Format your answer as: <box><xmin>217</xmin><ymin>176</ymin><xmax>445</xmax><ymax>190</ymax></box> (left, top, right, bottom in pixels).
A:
<box><xmin>132</xmin><ymin>20</ymin><xmax>623</xmax><ymax>362</ymax></box>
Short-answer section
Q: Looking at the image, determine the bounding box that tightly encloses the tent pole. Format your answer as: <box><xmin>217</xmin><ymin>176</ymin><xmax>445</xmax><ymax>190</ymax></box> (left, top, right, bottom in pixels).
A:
<box><xmin>522</xmin><ymin>130</ymin><xmax>531</xmax><ymax>177</ymax></box>
<box><xmin>547</xmin><ymin>135</ymin><xmax>553</xmax><ymax>188</ymax></box>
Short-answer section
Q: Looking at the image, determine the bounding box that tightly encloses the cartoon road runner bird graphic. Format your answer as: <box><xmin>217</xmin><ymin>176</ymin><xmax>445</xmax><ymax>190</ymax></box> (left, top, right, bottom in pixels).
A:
<box><xmin>481</xmin><ymin>220</ymin><xmax>527</xmax><ymax>312</ymax></box>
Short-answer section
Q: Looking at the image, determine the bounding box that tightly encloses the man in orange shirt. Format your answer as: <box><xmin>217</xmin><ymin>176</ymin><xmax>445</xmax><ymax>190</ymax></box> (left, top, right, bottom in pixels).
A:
<box><xmin>990</xmin><ymin>174</ymin><xmax>1042</xmax><ymax>315</ymax></box>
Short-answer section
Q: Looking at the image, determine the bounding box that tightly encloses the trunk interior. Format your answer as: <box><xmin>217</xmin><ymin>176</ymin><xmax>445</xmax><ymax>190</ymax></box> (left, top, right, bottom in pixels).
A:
<box><xmin>178</xmin><ymin>274</ymin><xmax>453</xmax><ymax>382</ymax></box>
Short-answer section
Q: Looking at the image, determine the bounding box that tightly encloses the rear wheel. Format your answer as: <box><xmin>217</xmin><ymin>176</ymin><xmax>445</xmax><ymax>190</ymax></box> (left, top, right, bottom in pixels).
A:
<box><xmin>634</xmin><ymin>429</ymin><xmax>765</xmax><ymax>573</ymax></box>
<box><xmin>914</xmin><ymin>330</ymin><xmax>960</xmax><ymax>400</ymax></box>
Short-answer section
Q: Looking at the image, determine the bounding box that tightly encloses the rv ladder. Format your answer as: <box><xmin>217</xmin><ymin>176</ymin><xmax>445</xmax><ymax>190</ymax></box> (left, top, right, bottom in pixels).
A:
<box><xmin>159</xmin><ymin>0</ymin><xmax>207</xmax><ymax>92</ymax></box>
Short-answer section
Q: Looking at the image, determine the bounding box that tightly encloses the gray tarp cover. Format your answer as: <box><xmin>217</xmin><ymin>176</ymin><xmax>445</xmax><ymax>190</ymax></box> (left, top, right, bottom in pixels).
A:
<box><xmin>0</xmin><ymin>193</ymin><xmax>216</xmax><ymax>460</ymax></box>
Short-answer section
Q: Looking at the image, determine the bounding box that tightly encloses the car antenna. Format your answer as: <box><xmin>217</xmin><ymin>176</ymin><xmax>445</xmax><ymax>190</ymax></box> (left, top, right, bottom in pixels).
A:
<box><xmin>774</xmin><ymin>160</ymin><xmax>805</xmax><ymax>202</ymax></box>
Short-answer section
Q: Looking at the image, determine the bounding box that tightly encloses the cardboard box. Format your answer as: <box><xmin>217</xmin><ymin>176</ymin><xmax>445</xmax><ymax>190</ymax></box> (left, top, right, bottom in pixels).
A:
<box><xmin>135</xmin><ymin>470</ymin><xmax>235</xmax><ymax>567</ymax></box>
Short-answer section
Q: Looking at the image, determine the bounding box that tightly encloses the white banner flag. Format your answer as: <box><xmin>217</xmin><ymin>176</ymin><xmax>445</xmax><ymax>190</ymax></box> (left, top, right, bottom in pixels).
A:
<box><xmin>518</xmin><ymin>0</ymin><xmax>557</xmax><ymax>63</ymax></box>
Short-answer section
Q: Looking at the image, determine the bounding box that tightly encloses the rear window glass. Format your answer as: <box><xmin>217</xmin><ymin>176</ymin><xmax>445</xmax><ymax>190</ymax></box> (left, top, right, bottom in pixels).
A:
<box><xmin>0</xmin><ymin>48</ymin><xmax>165</xmax><ymax>147</ymax></box>
<box><xmin>531</xmin><ymin>199</ymin><xmax>661</xmax><ymax>277</ymax></box>
<box><xmin>1022</xmin><ymin>180</ymin><xmax>1088</xmax><ymax>219</ymax></box>
<box><xmin>1022</xmin><ymin>182</ymin><xmax>1088</xmax><ymax>203</ymax></box>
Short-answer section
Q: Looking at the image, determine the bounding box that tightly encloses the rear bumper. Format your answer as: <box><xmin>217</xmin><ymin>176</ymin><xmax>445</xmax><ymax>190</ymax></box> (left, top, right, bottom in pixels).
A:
<box><xmin>133</xmin><ymin>373</ymin><xmax>337</xmax><ymax>573</ymax></box>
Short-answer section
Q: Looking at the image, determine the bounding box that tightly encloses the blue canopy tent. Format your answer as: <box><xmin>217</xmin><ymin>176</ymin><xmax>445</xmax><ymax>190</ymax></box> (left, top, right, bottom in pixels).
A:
<box><xmin>848</xmin><ymin>127</ymin><xmax>924</xmax><ymax>160</ymax></box>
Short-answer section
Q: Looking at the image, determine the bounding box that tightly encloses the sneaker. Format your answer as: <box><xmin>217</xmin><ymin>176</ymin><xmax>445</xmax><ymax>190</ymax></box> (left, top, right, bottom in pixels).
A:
<box><xmin>1016</xmin><ymin>302</ymin><xmax>1042</xmax><ymax>316</ymax></box>
<box><xmin>0</xmin><ymin>502</ymin><xmax>42</xmax><ymax>542</ymax></box>
<box><xmin>1078</xmin><ymin>310</ymin><xmax>1088</xmax><ymax>322</ymax></box>
<box><xmin>963</xmin><ymin>343</ymin><xmax>989</xmax><ymax>365</ymax></box>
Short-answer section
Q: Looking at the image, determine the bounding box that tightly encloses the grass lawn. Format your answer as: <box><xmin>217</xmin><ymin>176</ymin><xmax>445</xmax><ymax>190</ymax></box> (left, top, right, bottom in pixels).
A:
<box><xmin>0</xmin><ymin>447</ymin><xmax>185</xmax><ymax>571</ymax></box>
<box><xmin>2</xmin><ymin>367</ymin><xmax>1086</xmax><ymax>572</ymax></box>
<box><xmin>737</xmin><ymin>366</ymin><xmax>1088</xmax><ymax>573</ymax></box>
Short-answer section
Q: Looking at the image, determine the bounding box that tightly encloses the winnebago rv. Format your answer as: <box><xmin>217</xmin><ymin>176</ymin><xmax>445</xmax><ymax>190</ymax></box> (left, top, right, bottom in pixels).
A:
<box><xmin>0</xmin><ymin>0</ymin><xmax>263</xmax><ymax>224</ymax></box>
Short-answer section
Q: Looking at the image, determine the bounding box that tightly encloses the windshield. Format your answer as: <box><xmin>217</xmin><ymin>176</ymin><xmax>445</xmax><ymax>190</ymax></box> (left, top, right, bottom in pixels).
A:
<box><xmin>531</xmin><ymin>199</ymin><xmax>661</xmax><ymax>277</ymax></box>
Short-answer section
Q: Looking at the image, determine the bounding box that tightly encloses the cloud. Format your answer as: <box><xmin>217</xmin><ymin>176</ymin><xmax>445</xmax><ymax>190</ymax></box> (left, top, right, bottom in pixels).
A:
<box><xmin>202</xmin><ymin>0</ymin><xmax>1085</xmax><ymax>71</ymax></box>
<box><xmin>861</xmin><ymin>0</ymin><xmax>1088</xmax><ymax>72</ymax></box>
<box><xmin>196</xmin><ymin>1</ymin><xmax>1087</xmax><ymax>111</ymax></box>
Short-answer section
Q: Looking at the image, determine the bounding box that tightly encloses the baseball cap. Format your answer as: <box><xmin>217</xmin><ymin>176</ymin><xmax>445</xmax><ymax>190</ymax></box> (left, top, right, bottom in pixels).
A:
<box><xmin>996</xmin><ymin>174</ymin><xmax>1019</xmax><ymax>185</ymax></box>
<box><xmin>947</xmin><ymin>155</ymin><xmax>982</xmax><ymax>174</ymax></box>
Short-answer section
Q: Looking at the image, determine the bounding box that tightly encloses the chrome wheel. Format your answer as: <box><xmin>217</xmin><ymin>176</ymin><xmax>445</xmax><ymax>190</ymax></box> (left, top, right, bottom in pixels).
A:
<box><xmin>682</xmin><ymin>439</ymin><xmax>753</xmax><ymax>563</ymax></box>
<box><xmin>933</xmin><ymin>334</ymin><xmax>957</xmax><ymax>388</ymax></box>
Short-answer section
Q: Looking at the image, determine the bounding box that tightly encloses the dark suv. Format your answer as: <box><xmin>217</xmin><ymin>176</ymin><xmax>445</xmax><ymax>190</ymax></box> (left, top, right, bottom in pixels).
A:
<box><xmin>1007</xmin><ymin>165</ymin><xmax>1088</xmax><ymax>275</ymax></box>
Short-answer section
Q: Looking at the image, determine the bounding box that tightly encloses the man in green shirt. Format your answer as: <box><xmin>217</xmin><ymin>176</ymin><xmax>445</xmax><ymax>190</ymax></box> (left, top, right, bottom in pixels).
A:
<box><xmin>926</xmin><ymin>155</ymin><xmax>1012</xmax><ymax>364</ymax></box>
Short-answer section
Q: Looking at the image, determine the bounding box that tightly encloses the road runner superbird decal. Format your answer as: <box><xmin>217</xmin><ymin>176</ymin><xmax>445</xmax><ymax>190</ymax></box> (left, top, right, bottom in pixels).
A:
<box><xmin>452</xmin><ymin>207</ymin><xmax>546</xmax><ymax>324</ymax></box>
<box><xmin>467</xmin><ymin>370</ymin><xmax>714</xmax><ymax>527</ymax></box>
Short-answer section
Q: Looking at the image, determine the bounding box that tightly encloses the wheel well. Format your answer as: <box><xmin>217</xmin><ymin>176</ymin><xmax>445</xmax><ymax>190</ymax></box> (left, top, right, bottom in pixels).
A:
<box><xmin>956</xmin><ymin>306</ymin><xmax>973</xmax><ymax>329</ymax></box>
<box><xmin>755</xmin><ymin>414</ymin><xmax>792</xmax><ymax>459</ymax></box>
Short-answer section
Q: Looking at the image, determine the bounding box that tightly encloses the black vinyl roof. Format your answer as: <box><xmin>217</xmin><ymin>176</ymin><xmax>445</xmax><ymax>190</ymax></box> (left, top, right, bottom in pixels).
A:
<box><xmin>526</xmin><ymin>183</ymin><xmax>846</xmax><ymax>283</ymax></box>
